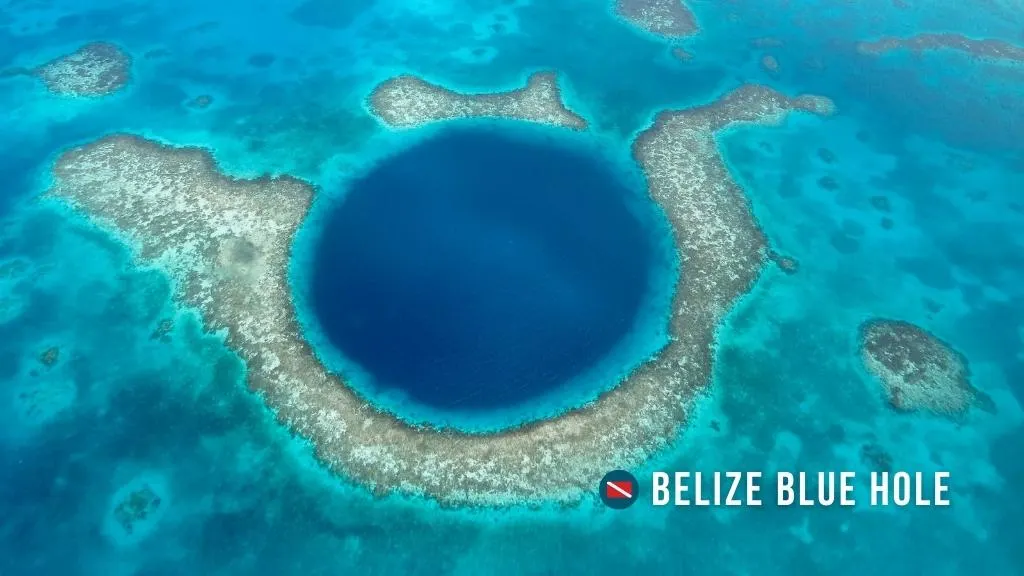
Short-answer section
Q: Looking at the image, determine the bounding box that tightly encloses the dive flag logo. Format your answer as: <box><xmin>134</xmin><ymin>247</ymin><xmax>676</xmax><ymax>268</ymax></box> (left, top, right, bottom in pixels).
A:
<box><xmin>599</xmin><ymin>470</ymin><xmax>640</xmax><ymax>509</ymax></box>
<box><xmin>605</xmin><ymin>480</ymin><xmax>634</xmax><ymax>499</ymax></box>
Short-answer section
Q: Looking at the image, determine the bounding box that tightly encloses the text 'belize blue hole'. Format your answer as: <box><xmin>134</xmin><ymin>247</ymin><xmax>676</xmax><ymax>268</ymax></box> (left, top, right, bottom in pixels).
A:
<box><xmin>309</xmin><ymin>126</ymin><xmax>666</xmax><ymax>414</ymax></box>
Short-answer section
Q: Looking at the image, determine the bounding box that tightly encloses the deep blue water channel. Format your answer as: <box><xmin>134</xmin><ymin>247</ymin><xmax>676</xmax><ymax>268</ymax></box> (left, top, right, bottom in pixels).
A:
<box><xmin>309</xmin><ymin>126</ymin><xmax>660</xmax><ymax>411</ymax></box>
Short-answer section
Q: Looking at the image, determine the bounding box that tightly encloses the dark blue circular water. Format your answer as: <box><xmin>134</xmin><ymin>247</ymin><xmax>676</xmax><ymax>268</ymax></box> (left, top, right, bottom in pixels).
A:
<box><xmin>310</xmin><ymin>127</ymin><xmax>658</xmax><ymax>411</ymax></box>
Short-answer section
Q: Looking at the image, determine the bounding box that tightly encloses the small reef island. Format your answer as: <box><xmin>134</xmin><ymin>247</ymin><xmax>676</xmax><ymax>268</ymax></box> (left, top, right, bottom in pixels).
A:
<box><xmin>49</xmin><ymin>70</ymin><xmax>834</xmax><ymax>506</ymax></box>
<box><xmin>25</xmin><ymin>42</ymin><xmax>132</xmax><ymax>97</ymax></box>
<box><xmin>369</xmin><ymin>72</ymin><xmax>587</xmax><ymax>130</ymax></box>
<box><xmin>856</xmin><ymin>33</ymin><xmax>1024</xmax><ymax>63</ymax></box>
<box><xmin>859</xmin><ymin>319</ymin><xmax>993</xmax><ymax>419</ymax></box>
<box><xmin>613</xmin><ymin>0</ymin><xmax>698</xmax><ymax>39</ymax></box>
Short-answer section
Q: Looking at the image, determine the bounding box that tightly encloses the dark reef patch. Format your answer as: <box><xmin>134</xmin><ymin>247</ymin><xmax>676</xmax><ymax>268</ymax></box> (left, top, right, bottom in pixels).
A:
<box><xmin>869</xmin><ymin>195</ymin><xmax>891</xmax><ymax>212</ymax></box>
<box><xmin>860</xmin><ymin>442</ymin><xmax>893</xmax><ymax>472</ymax></box>
<box><xmin>38</xmin><ymin>346</ymin><xmax>60</xmax><ymax>367</ymax></box>
<box><xmin>290</xmin><ymin>0</ymin><xmax>368</xmax><ymax>29</ymax></box>
<box><xmin>841</xmin><ymin>219</ymin><xmax>866</xmax><ymax>238</ymax></box>
<box><xmin>897</xmin><ymin>256</ymin><xmax>956</xmax><ymax>290</ymax></box>
<box><xmin>767</xmin><ymin>249</ymin><xmax>799</xmax><ymax>274</ymax></box>
<box><xmin>185</xmin><ymin>94</ymin><xmax>213</xmax><ymax>109</ymax></box>
<box><xmin>829</xmin><ymin>232</ymin><xmax>860</xmax><ymax>254</ymax></box>
<box><xmin>309</xmin><ymin>127</ymin><xmax>664</xmax><ymax>412</ymax></box>
<box><xmin>817</xmin><ymin>175</ymin><xmax>840</xmax><ymax>191</ymax></box>
<box><xmin>247</xmin><ymin>53</ymin><xmax>276</xmax><ymax>68</ymax></box>
<box><xmin>923</xmin><ymin>297</ymin><xmax>943</xmax><ymax>315</ymax></box>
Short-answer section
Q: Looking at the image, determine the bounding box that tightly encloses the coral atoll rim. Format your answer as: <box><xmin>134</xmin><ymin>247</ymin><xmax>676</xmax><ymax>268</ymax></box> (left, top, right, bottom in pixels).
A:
<box><xmin>48</xmin><ymin>75</ymin><xmax>833</xmax><ymax>506</ymax></box>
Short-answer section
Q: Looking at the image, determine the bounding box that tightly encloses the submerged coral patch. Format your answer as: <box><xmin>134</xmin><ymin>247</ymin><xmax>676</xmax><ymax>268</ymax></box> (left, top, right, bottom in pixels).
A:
<box><xmin>102</xmin><ymin>472</ymin><xmax>170</xmax><ymax>546</ymax></box>
<box><xmin>49</xmin><ymin>75</ymin><xmax>833</xmax><ymax>506</ymax></box>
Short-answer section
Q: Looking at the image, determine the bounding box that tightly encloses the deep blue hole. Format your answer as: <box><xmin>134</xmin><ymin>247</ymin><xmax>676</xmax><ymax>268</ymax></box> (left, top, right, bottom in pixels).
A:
<box><xmin>309</xmin><ymin>127</ymin><xmax>659</xmax><ymax>412</ymax></box>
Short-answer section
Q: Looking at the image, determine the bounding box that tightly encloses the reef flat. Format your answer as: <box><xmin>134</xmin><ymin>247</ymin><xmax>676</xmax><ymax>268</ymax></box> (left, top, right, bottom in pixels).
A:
<box><xmin>368</xmin><ymin>71</ymin><xmax>587</xmax><ymax>130</ymax></box>
<box><xmin>33</xmin><ymin>42</ymin><xmax>131</xmax><ymax>97</ymax></box>
<box><xmin>856</xmin><ymin>33</ymin><xmax>1024</xmax><ymax>63</ymax></box>
<box><xmin>614</xmin><ymin>0</ymin><xmax>698</xmax><ymax>39</ymax></box>
<box><xmin>859</xmin><ymin>319</ymin><xmax>990</xmax><ymax>419</ymax></box>
<box><xmin>49</xmin><ymin>79</ymin><xmax>832</xmax><ymax>506</ymax></box>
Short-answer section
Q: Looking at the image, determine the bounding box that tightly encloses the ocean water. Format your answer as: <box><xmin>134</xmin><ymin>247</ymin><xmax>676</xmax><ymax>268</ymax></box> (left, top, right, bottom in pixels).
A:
<box><xmin>303</xmin><ymin>125</ymin><xmax>673</xmax><ymax>428</ymax></box>
<box><xmin>0</xmin><ymin>0</ymin><xmax>1022</xmax><ymax>574</ymax></box>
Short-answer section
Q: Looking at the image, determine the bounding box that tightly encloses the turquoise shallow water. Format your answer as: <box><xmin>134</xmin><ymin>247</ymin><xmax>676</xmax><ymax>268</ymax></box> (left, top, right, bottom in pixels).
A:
<box><xmin>1</xmin><ymin>0</ymin><xmax>1023</xmax><ymax>574</ymax></box>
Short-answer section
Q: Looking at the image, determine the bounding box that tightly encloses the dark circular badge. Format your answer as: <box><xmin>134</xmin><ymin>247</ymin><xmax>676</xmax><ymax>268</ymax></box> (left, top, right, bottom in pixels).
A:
<box><xmin>599</xmin><ymin>469</ymin><xmax>640</xmax><ymax>509</ymax></box>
